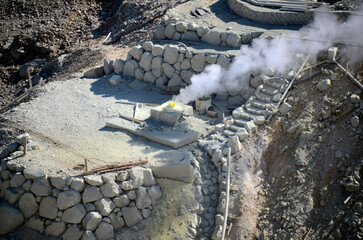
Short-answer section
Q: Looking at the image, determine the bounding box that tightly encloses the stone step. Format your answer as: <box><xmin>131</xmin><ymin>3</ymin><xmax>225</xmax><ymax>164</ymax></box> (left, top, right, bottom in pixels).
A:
<box><xmin>234</xmin><ymin>118</ymin><xmax>250</xmax><ymax>127</ymax></box>
<box><xmin>245</xmin><ymin>106</ymin><xmax>267</xmax><ymax>117</ymax></box>
<box><xmin>255</xmin><ymin>92</ymin><xmax>272</xmax><ymax>103</ymax></box>
<box><xmin>261</xmin><ymin>85</ymin><xmax>279</xmax><ymax>96</ymax></box>
<box><xmin>223</xmin><ymin>129</ymin><xmax>235</xmax><ymax>137</ymax></box>
<box><xmin>229</xmin><ymin>124</ymin><xmax>245</xmax><ymax>132</ymax></box>
<box><xmin>251</xmin><ymin>99</ymin><xmax>277</xmax><ymax>111</ymax></box>
<box><xmin>265</xmin><ymin>77</ymin><xmax>289</xmax><ymax>89</ymax></box>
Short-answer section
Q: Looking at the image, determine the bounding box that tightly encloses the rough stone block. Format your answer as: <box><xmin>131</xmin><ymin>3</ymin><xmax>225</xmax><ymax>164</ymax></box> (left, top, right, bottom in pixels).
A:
<box><xmin>109</xmin><ymin>75</ymin><xmax>122</xmax><ymax>85</ymax></box>
<box><xmin>151</xmin><ymin>158</ymin><xmax>193</xmax><ymax>182</ymax></box>
<box><xmin>122</xmin><ymin>207</ymin><xmax>143</xmax><ymax>227</ymax></box>
<box><xmin>191</xmin><ymin>53</ymin><xmax>206</xmax><ymax>72</ymax></box>
<box><xmin>123</xmin><ymin>59</ymin><xmax>139</xmax><ymax>77</ymax></box>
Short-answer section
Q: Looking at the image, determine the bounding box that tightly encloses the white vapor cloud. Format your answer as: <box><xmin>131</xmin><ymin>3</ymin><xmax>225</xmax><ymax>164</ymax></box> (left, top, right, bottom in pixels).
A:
<box><xmin>174</xmin><ymin>6</ymin><xmax>363</xmax><ymax>104</ymax></box>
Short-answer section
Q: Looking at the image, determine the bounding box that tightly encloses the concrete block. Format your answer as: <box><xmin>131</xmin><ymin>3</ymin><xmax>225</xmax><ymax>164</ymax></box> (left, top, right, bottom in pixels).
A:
<box><xmin>151</xmin><ymin>158</ymin><xmax>193</xmax><ymax>182</ymax></box>
<box><xmin>109</xmin><ymin>75</ymin><xmax>122</xmax><ymax>86</ymax></box>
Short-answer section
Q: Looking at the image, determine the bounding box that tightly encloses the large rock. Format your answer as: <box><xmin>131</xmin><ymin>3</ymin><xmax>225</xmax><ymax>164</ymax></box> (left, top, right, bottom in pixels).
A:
<box><xmin>148</xmin><ymin>185</ymin><xmax>162</xmax><ymax>205</ymax></box>
<box><xmin>181</xmin><ymin>70</ymin><xmax>194</xmax><ymax>84</ymax></box>
<box><xmin>237</xmin><ymin>128</ymin><xmax>249</xmax><ymax>141</ymax></box>
<box><xmin>10</xmin><ymin>173</ymin><xmax>25</xmax><ymax>188</ymax></box>
<box><xmin>61</xmin><ymin>204</ymin><xmax>86</xmax><ymax>224</ymax></box>
<box><xmin>103</xmin><ymin>59</ymin><xmax>114</xmax><ymax>75</ymax></box>
<box><xmin>109</xmin><ymin>75</ymin><xmax>122</xmax><ymax>86</ymax></box>
<box><xmin>23</xmin><ymin>167</ymin><xmax>45</xmax><ymax>180</ymax></box>
<box><xmin>109</xmin><ymin>212</ymin><xmax>125</xmax><ymax>229</ymax></box>
<box><xmin>130</xmin><ymin>167</ymin><xmax>145</xmax><ymax>189</ymax></box>
<box><xmin>151</xmin><ymin>45</ymin><xmax>164</xmax><ymax>56</ymax></box>
<box><xmin>139</xmin><ymin>52</ymin><xmax>153</xmax><ymax>72</ymax></box>
<box><xmin>82</xmin><ymin>230</ymin><xmax>97</xmax><ymax>240</ymax></box>
<box><xmin>156</xmin><ymin>75</ymin><xmax>169</xmax><ymax>87</ymax></box>
<box><xmin>196</xmin><ymin>26</ymin><xmax>209</xmax><ymax>37</ymax></box>
<box><xmin>167</xmin><ymin>73</ymin><xmax>182</xmax><ymax>87</ymax></box>
<box><xmin>100</xmin><ymin>181</ymin><xmax>121</xmax><ymax>198</ymax></box>
<box><xmin>201</xmin><ymin>30</ymin><xmax>221</xmax><ymax>46</ymax></box>
<box><xmin>154</xmin><ymin>25</ymin><xmax>166</xmax><ymax>40</ymax></box>
<box><xmin>70</xmin><ymin>178</ymin><xmax>85</xmax><ymax>192</ymax></box>
<box><xmin>143</xmin><ymin>71</ymin><xmax>157</xmax><ymax>83</ymax></box>
<box><xmin>82</xmin><ymin>211</ymin><xmax>102</xmax><ymax>231</ymax></box>
<box><xmin>123</xmin><ymin>59</ymin><xmax>139</xmax><ymax>77</ymax></box>
<box><xmin>39</xmin><ymin>196</ymin><xmax>58</xmax><ymax>219</ymax></box>
<box><xmin>175</xmin><ymin>21</ymin><xmax>187</xmax><ymax>32</ymax></box>
<box><xmin>181</xmin><ymin>59</ymin><xmax>191</xmax><ymax>70</ymax></box>
<box><xmin>83</xmin><ymin>186</ymin><xmax>103</xmax><ymax>203</ymax></box>
<box><xmin>136</xmin><ymin>187</ymin><xmax>152</xmax><ymax>209</ymax></box>
<box><xmin>164</xmin><ymin>24</ymin><xmax>176</xmax><ymax>39</ymax></box>
<box><xmin>62</xmin><ymin>224</ymin><xmax>84</xmax><ymax>240</ymax></box>
<box><xmin>226</xmin><ymin>33</ymin><xmax>241</xmax><ymax>48</ymax></box>
<box><xmin>95</xmin><ymin>222</ymin><xmax>114</xmax><ymax>240</ymax></box>
<box><xmin>152</xmin><ymin>56</ymin><xmax>163</xmax><ymax>69</ymax></box>
<box><xmin>0</xmin><ymin>203</ymin><xmax>24</xmax><ymax>235</ymax></box>
<box><xmin>316</xmin><ymin>79</ymin><xmax>331</xmax><ymax>92</ymax></box>
<box><xmin>280</xmin><ymin>102</ymin><xmax>292</xmax><ymax>114</ymax></box>
<box><xmin>227</xmin><ymin>135</ymin><xmax>242</xmax><ymax>154</ymax></box>
<box><xmin>162</xmin><ymin>63</ymin><xmax>175</xmax><ymax>79</ymax></box>
<box><xmin>45</xmin><ymin>221</ymin><xmax>66</xmax><ymax>237</ymax></box>
<box><xmin>50</xmin><ymin>176</ymin><xmax>65</xmax><ymax>190</ymax></box>
<box><xmin>191</xmin><ymin>53</ymin><xmax>206</xmax><ymax>72</ymax></box>
<box><xmin>129</xmin><ymin>45</ymin><xmax>144</xmax><ymax>60</ymax></box>
<box><xmin>181</xmin><ymin>31</ymin><xmax>199</xmax><ymax>41</ymax></box>
<box><xmin>113</xmin><ymin>59</ymin><xmax>125</xmax><ymax>75</ymax></box>
<box><xmin>95</xmin><ymin>198</ymin><xmax>115</xmax><ymax>216</ymax></box>
<box><xmin>217</xmin><ymin>55</ymin><xmax>231</xmax><ymax>69</ymax></box>
<box><xmin>122</xmin><ymin>207</ymin><xmax>143</xmax><ymax>227</ymax></box>
<box><xmin>57</xmin><ymin>190</ymin><xmax>81</xmax><ymax>210</ymax></box>
<box><xmin>19</xmin><ymin>192</ymin><xmax>38</xmax><ymax>217</ymax></box>
<box><xmin>5</xmin><ymin>187</ymin><xmax>24</xmax><ymax>204</ymax></box>
<box><xmin>143</xmin><ymin>168</ymin><xmax>155</xmax><ymax>186</ymax></box>
<box><xmin>84</xmin><ymin>175</ymin><xmax>103</xmax><ymax>186</ymax></box>
<box><xmin>25</xmin><ymin>216</ymin><xmax>44</xmax><ymax>233</ymax></box>
<box><xmin>163</xmin><ymin>45</ymin><xmax>179</xmax><ymax>65</ymax></box>
<box><xmin>113</xmin><ymin>194</ymin><xmax>130</xmax><ymax>208</ymax></box>
<box><xmin>206</xmin><ymin>54</ymin><xmax>218</xmax><ymax>64</ymax></box>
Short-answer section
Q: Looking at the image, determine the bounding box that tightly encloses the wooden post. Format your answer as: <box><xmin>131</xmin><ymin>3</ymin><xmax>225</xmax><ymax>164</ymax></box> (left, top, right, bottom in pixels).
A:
<box><xmin>84</xmin><ymin>159</ymin><xmax>88</xmax><ymax>172</ymax></box>
<box><xmin>23</xmin><ymin>136</ymin><xmax>28</xmax><ymax>156</ymax></box>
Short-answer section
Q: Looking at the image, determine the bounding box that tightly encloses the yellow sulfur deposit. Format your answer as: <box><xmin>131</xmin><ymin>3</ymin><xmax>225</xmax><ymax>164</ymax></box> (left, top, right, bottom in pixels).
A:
<box><xmin>163</xmin><ymin>101</ymin><xmax>182</xmax><ymax>112</ymax></box>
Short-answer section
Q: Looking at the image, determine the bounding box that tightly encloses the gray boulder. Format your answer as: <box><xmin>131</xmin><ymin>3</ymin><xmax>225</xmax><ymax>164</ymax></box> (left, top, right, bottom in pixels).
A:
<box><xmin>39</xmin><ymin>196</ymin><xmax>58</xmax><ymax>219</ymax></box>
<box><xmin>175</xmin><ymin>21</ymin><xmax>187</xmax><ymax>32</ymax></box>
<box><xmin>226</xmin><ymin>33</ymin><xmax>241</xmax><ymax>48</ymax></box>
<box><xmin>123</xmin><ymin>59</ymin><xmax>139</xmax><ymax>77</ymax></box>
<box><xmin>122</xmin><ymin>207</ymin><xmax>143</xmax><ymax>227</ymax></box>
<box><xmin>45</xmin><ymin>221</ymin><xmax>66</xmax><ymax>237</ymax></box>
<box><xmin>30</xmin><ymin>177</ymin><xmax>52</xmax><ymax>197</ymax></box>
<box><xmin>82</xmin><ymin>211</ymin><xmax>102</xmax><ymax>231</ymax></box>
<box><xmin>82</xmin><ymin>186</ymin><xmax>103</xmax><ymax>203</ymax></box>
<box><xmin>201</xmin><ymin>31</ymin><xmax>221</xmax><ymax>46</ymax></box>
<box><xmin>61</xmin><ymin>204</ymin><xmax>86</xmax><ymax>224</ymax></box>
<box><xmin>19</xmin><ymin>59</ymin><xmax>46</xmax><ymax>78</ymax></box>
<box><xmin>139</xmin><ymin>52</ymin><xmax>153</xmax><ymax>71</ymax></box>
<box><xmin>191</xmin><ymin>53</ymin><xmax>206</xmax><ymax>72</ymax></box>
<box><xmin>129</xmin><ymin>45</ymin><xmax>144</xmax><ymax>60</ymax></box>
<box><xmin>23</xmin><ymin>167</ymin><xmax>45</xmax><ymax>180</ymax></box>
<box><xmin>148</xmin><ymin>185</ymin><xmax>162</xmax><ymax>205</ymax></box>
<box><xmin>5</xmin><ymin>187</ymin><xmax>24</xmax><ymax>204</ymax></box>
<box><xmin>109</xmin><ymin>212</ymin><xmax>125</xmax><ymax>229</ymax></box>
<box><xmin>100</xmin><ymin>181</ymin><xmax>121</xmax><ymax>198</ymax></box>
<box><xmin>143</xmin><ymin>168</ymin><xmax>156</xmax><ymax>186</ymax></box>
<box><xmin>164</xmin><ymin>24</ymin><xmax>176</xmax><ymax>39</ymax></box>
<box><xmin>206</xmin><ymin>54</ymin><xmax>218</xmax><ymax>64</ymax></box>
<box><xmin>50</xmin><ymin>176</ymin><xmax>65</xmax><ymax>190</ymax></box>
<box><xmin>144</xmin><ymin>71</ymin><xmax>157</xmax><ymax>83</ymax></box>
<box><xmin>154</xmin><ymin>25</ymin><xmax>166</xmax><ymax>40</ymax></box>
<box><xmin>163</xmin><ymin>45</ymin><xmax>179</xmax><ymax>65</ymax></box>
<box><xmin>156</xmin><ymin>75</ymin><xmax>169</xmax><ymax>87</ymax></box>
<box><xmin>167</xmin><ymin>73</ymin><xmax>182</xmax><ymax>87</ymax></box>
<box><xmin>0</xmin><ymin>203</ymin><xmax>24</xmax><ymax>235</ymax></box>
<box><xmin>181</xmin><ymin>59</ymin><xmax>191</xmax><ymax>70</ymax></box>
<box><xmin>181</xmin><ymin>31</ymin><xmax>199</xmax><ymax>41</ymax></box>
<box><xmin>82</xmin><ymin>230</ymin><xmax>97</xmax><ymax>240</ymax></box>
<box><xmin>316</xmin><ymin>79</ymin><xmax>331</xmax><ymax>92</ymax></box>
<box><xmin>113</xmin><ymin>59</ymin><xmax>125</xmax><ymax>75</ymax></box>
<box><xmin>130</xmin><ymin>167</ymin><xmax>144</xmax><ymax>189</ymax></box>
<box><xmin>136</xmin><ymin>187</ymin><xmax>152</xmax><ymax>209</ymax></box>
<box><xmin>95</xmin><ymin>222</ymin><xmax>114</xmax><ymax>240</ymax></box>
<box><xmin>217</xmin><ymin>55</ymin><xmax>231</xmax><ymax>69</ymax></box>
<box><xmin>62</xmin><ymin>224</ymin><xmax>84</xmax><ymax>240</ymax></box>
<box><xmin>84</xmin><ymin>175</ymin><xmax>103</xmax><ymax>186</ymax></box>
<box><xmin>162</xmin><ymin>63</ymin><xmax>175</xmax><ymax>79</ymax></box>
<box><xmin>103</xmin><ymin>59</ymin><xmax>114</xmax><ymax>75</ymax></box>
<box><xmin>19</xmin><ymin>192</ymin><xmax>38</xmax><ymax>217</ymax></box>
<box><xmin>25</xmin><ymin>216</ymin><xmax>44</xmax><ymax>233</ymax></box>
<box><xmin>196</xmin><ymin>26</ymin><xmax>209</xmax><ymax>37</ymax></box>
<box><xmin>70</xmin><ymin>178</ymin><xmax>85</xmax><ymax>192</ymax></box>
<box><xmin>10</xmin><ymin>173</ymin><xmax>25</xmax><ymax>188</ymax></box>
<box><xmin>151</xmin><ymin>45</ymin><xmax>164</xmax><ymax>56</ymax></box>
<box><xmin>113</xmin><ymin>194</ymin><xmax>130</xmax><ymax>208</ymax></box>
<box><xmin>95</xmin><ymin>198</ymin><xmax>115</xmax><ymax>216</ymax></box>
<box><xmin>57</xmin><ymin>190</ymin><xmax>81</xmax><ymax>210</ymax></box>
<box><xmin>180</xmin><ymin>70</ymin><xmax>194</xmax><ymax>85</ymax></box>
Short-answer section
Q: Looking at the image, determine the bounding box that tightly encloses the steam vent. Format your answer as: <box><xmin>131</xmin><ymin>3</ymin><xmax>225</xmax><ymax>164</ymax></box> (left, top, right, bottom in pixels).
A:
<box><xmin>0</xmin><ymin>0</ymin><xmax>362</xmax><ymax>239</ymax></box>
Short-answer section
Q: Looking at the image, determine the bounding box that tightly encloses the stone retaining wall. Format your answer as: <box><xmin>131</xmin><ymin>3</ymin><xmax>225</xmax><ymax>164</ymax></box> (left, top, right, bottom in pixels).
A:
<box><xmin>228</xmin><ymin>0</ymin><xmax>314</xmax><ymax>25</ymax></box>
<box><xmin>0</xmin><ymin>138</ymin><xmax>162</xmax><ymax>239</ymax></box>
<box><xmin>153</xmin><ymin>17</ymin><xmax>262</xmax><ymax>47</ymax></box>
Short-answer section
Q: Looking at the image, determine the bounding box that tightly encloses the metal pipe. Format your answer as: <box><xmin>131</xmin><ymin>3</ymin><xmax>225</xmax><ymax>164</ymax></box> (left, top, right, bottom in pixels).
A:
<box><xmin>333</xmin><ymin>58</ymin><xmax>363</xmax><ymax>90</ymax></box>
<box><xmin>267</xmin><ymin>55</ymin><xmax>310</xmax><ymax>122</ymax></box>
<box><xmin>221</xmin><ymin>147</ymin><xmax>231</xmax><ymax>240</ymax></box>
<box><xmin>207</xmin><ymin>110</ymin><xmax>218</xmax><ymax>118</ymax></box>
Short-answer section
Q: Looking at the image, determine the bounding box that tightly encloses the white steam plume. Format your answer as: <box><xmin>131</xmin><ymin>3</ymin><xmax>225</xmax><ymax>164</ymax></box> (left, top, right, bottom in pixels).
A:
<box><xmin>174</xmin><ymin>6</ymin><xmax>363</xmax><ymax>104</ymax></box>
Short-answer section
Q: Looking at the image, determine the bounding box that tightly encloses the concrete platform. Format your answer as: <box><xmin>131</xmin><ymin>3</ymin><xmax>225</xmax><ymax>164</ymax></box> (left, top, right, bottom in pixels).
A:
<box><xmin>106</xmin><ymin>118</ymin><xmax>200</xmax><ymax>149</ymax></box>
